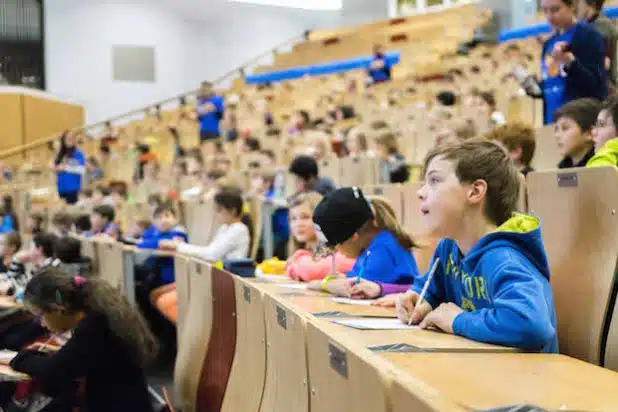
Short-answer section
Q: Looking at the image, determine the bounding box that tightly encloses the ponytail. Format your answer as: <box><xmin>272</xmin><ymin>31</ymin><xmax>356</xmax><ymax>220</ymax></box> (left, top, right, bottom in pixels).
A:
<box><xmin>368</xmin><ymin>196</ymin><xmax>417</xmax><ymax>250</ymax></box>
<box><xmin>23</xmin><ymin>268</ymin><xmax>157</xmax><ymax>366</ymax></box>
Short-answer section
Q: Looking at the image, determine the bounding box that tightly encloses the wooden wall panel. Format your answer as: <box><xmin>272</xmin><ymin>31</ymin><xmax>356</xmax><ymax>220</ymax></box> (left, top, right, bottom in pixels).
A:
<box><xmin>0</xmin><ymin>94</ymin><xmax>24</xmax><ymax>151</ymax></box>
<box><xmin>22</xmin><ymin>95</ymin><xmax>84</xmax><ymax>145</ymax></box>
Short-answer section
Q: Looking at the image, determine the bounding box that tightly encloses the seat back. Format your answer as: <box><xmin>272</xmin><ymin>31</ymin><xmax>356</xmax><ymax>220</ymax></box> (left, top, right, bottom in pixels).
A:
<box><xmin>339</xmin><ymin>157</ymin><xmax>381</xmax><ymax>187</ymax></box>
<box><xmin>527</xmin><ymin>167</ymin><xmax>618</xmax><ymax>364</ymax></box>
<box><xmin>533</xmin><ymin>125</ymin><xmax>561</xmax><ymax>172</ymax></box>
<box><xmin>182</xmin><ymin>198</ymin><xmax>220</xmax><ymax>247</ymax></box>
<box><xmin>95</xmin><ymin>241</ymin><xmax>124</xmax><ymax>291</ymax></box>
<box><xmin>174</xmin><ymin>254</ymin><xmax>192</xmax><ymax>340</ymax></box>
<box><xmin>174</xmin><ymin>260</ymin><xmax>213</xmax><ymax>412</ymax></box>
<box><xmin>222</xmin><ymin>278</ymin><xmax>267</xmax><ymax>412</ymax></box>
<box><xmin>306</xmin><ymin>319</ymin><xmax>389</xmax><ymax>412</ymax></box>
<box><xmin>364</xmin><ymin>184</ymin><xmax>404</xmax><ymax>224</ymax></box>
<box><xmin>80</xmin><ymin>239</ymin><xmax>99</xmax><ymax>276</ymax></box>
<box><xmin>260</xmin><ymin>292</ymin><xmax>310</xmax><ymax>412</ymax></box>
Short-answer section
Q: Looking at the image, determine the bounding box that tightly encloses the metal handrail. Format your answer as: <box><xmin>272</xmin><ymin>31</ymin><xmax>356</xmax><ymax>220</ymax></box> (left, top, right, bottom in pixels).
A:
<box><xmin>0</xmin><ymin>31</ymin><xmax>307</xmax><ymax>160</ymax></box>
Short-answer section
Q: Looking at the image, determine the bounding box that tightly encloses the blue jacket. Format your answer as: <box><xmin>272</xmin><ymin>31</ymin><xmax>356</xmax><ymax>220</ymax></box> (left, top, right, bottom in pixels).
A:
<box><xmin>346</xmin><ymin>230</ymin><xmax>419</xmax><ymax>285</ymax></box>
<box><xmin>368</xmin><ymin>55</ymin><xmax>392</xmax><ymax>83</ymax></box>
<box><xmin>198</xmin><ymin>95</ymin><xmax>224</xmax><ymax>134</ymax></box>
<box><xmin>541</xmin><ymin>22</ymin><xmax>607</xmax><ymax>124</ymax></box>
<box><xmin>57</xmin><ymin>150</ymin><xmax>86</xmax><ymax>194</ymax></box>
<box><xmin>138</xmin><ymin>225</ymin><xmax>188</xmax><ymax>285</ymax></box>
<box><xmin>412</xmin><ymin>214</ymin><xmax>558</xmax><ymax>353</ymax></box>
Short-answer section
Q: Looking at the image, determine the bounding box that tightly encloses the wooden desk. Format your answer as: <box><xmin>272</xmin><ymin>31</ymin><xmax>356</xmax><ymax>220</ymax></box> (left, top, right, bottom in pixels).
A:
<box><xmin>384</xmin><ymin>353</ymin><xmax>618</xmax><ymax>410</ymax></box>
<box><xmin>0</xmin><ymin>364</ymin><xmax>29</xmax><ymax>382</ymax></box>
<box><xmin>317</xmin><ymin>320</ymin><xmax>517</xmax><ymax>353</ymax></box>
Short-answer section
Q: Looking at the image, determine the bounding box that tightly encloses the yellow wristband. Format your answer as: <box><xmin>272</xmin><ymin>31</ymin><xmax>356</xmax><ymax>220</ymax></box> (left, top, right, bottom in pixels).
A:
<box><xmin>321</xmin><ymin>275</ymin><xmax>334</xmax><ymax>292</ymax></box>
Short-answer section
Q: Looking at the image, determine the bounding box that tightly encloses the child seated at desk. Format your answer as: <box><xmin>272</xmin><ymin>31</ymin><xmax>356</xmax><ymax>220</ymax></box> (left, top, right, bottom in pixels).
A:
<box><xmin>309</xmin><ymin>188</ymin><xmax>420</xmax><ymax>297</ymax></box>
<box><xmin>10</xmin><ymin>268</ymin><xmax>157</xmax><ymax>412</ymax></box>
<box><xmin>89</xmin><ymin>205</ymin><xmax>121</xmax><ymax>240</ymax></box>
<box><xmin>286</xmin><ymin>192</ymin><xmax>354</xmax><ymax>282</ymax></box>
<box><xmin>0</xmin><ymin>232</ymin><xmax>21</xmax><ymax>273</ymax></box>
<box><xmin>159</xmin><ymin>188</ymin><xmax>250</xmax><ymax>262</ymax></box>
<box><xmin>396</xmin><ymin>139</ymin><xmax>558</xmax><ymax>353</ymax></box>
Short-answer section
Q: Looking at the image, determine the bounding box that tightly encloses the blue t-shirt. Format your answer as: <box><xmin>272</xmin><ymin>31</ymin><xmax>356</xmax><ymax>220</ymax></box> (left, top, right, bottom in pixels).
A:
<box><xmin>346</xmin><ymin>230</ymin><xmax>419</xmax><ymax>285</ymax></box>
<box><xmin>368</xmin><ymin>56</ymin><xmax>392</xmax><ymax>83</ymax></box>
<box><xmin>542</xmin><ymin>25</ymin><xmax>577</xmax><ymax>124</ymax></box>
<box><xmin>198</xmin><ymin>95</ymin><xmax>225</xmax><ymax>134</ymax></box>
<box><xmin>0</xmin><ymin>215</ymin><xmax>15</xmax><ymax>234</ymax></box>
<box><xmin>57</xmin><ymin>150</ymin><xmax>85</xmax><ymax>194</ymax></box>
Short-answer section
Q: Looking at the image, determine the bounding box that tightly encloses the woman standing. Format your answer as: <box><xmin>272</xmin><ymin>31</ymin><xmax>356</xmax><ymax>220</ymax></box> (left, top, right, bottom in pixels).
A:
<box><xmin>54</xmin><ymin>131</ymin><xmax>86</xmax><ymax>204</ymax></box>
<box><xmin>528</xmin><ymin>0</ymin><xmax>607</xmax><ymax>124</ymax></box>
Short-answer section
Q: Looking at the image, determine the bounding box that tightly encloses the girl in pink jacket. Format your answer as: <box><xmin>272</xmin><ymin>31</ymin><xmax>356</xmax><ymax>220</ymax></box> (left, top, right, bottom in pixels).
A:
<box><xmin>286</xmin><ymin>193</ymin><xmax>355</xmax><ymax>282</ymax></box>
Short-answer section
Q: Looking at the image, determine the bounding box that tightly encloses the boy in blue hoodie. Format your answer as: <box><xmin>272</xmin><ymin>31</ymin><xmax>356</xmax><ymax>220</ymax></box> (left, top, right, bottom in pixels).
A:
<box><xmin>397</xmin><ymin>139</ymin><xmax>558</xmax><ymax>353</ymax></box>
<box><xmin>197</xmin><ymin>81</ymin><xmax>224</xmax><ymax>142</ymax></box>
<box><xmin>137</xmin><ymin>203</ymin><xmax>188</xmax><ymax>286</ymax></box>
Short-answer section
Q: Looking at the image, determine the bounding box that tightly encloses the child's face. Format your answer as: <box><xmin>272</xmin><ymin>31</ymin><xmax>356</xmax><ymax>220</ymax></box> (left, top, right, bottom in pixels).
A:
<box><xmin>155</xmin><ymin>211</ymin><xmax>177</xmax><ymax>232</ymax></box>
<box><xmin>417</xmin><ymin>156</ymin><xmax>471</xmax><ymax>238</ymax></box>
<box><xmin>92</xmin><ymin>190</ymin><xmax>104</xmax><ymax>204</ymax></box>
<box><xmin>143</xmin><ymin>161</ymin><xmax>158</xmax><ymax>178</ymax></box>
<box><xmin>90</xmin><ymin>213</ymin><xmax>106</xmax><ymax>232</ymax></box>
<box><xmin>476</xmin><ymin>99</ymin><xmax>492</xmax><ymax>117</ymax></box>
<box><xmin>30</xmin><ymin>307</ymin><xmax>80</xmax><ymax>334</ymax></box>
<box><xmin>435</xmin><ymin>127</ymin><xmax>457</xmax><ymax>148</ymax></box>
<box><xmin>376</xmin><ymin>144</ymin><xmax>388</xmax><ymax>160</ymax></box>
<box><xmin>591</xmin><ymin>109</ymin><xmax>617</xmax><ymax>152</ymax></box>
<box><xmin>215</xmin><ymin>206</ymin><xmax>235</xmax><ymax>225</ymax></box>
<box><xmin>554</xmin><ymin>116</ymin><xmax>590</xmax><ymax>157</ymax></box>
<box><xmin>347</xmin><ymin>135</ymin><xmax>360</xmax><ymax>154</ymax></box>
<box><xmin>290</xmin><ymin>204</ymin><xmax>316</xmax><ymax>245</ymax></box>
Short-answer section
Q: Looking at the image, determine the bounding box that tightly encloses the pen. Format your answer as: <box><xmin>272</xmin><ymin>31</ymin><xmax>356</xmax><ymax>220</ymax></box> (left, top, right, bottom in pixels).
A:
<box><xmin>409</xmin><ymin>258</ymin><xmax>440</xmax><ymax>326</ymax></box>
<box><xmin>355</xmin><ymin>251</ymin><xmax>371</xmax><ymax>285</ymax></box>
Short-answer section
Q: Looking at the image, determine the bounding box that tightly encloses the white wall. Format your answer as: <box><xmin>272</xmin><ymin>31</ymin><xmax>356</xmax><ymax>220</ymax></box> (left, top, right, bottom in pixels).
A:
<box><xmin>44</xmin><ymin>0</ymin><xmax>387</xmax><ymax>124</ymax></box>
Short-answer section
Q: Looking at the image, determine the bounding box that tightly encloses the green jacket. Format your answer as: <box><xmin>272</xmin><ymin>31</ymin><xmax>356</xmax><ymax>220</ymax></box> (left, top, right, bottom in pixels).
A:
<box><xmin>587</xmin><ymin>139</ymin><xmax>618</xmax><ymax>167</ymax></box>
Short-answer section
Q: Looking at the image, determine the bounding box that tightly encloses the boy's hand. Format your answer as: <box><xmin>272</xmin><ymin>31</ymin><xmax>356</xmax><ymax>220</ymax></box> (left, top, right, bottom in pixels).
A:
<box><xmin>396</xmin><ymin>291</ymin><xmax>433</xmax><ymax>325</ymax></box>
<box><xmin>418</xmin><ymin>303</ymin><xmax>464</xmax><ymax>334</ymax></box>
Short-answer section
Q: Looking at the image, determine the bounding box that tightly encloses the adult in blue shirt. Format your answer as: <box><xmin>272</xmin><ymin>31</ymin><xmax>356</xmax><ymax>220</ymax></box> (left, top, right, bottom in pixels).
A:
<box><xmin>367</xmin><ymin>44</ymin><xmax>392</xmax><ymax>85</ymax></box>
<box><xmin>528</xmin><ymin>0</ymin><xmax>607</xmax><ymax>124</ymax></box>
<box><xmin>196</xmin><ymin>81</ymin><xmax>224</xmax><ymax>143</ymax></box>
<box><xmin>55</xmin><ymin>131</ymin><xmax>86</xmax><ymax>205</ymax></box>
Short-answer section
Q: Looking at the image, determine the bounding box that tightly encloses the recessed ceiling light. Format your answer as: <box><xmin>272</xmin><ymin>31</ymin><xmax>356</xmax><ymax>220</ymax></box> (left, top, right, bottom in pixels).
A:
<box><xmin>227</xmin><ymin>0</ymin><xmax>342</xmax><ymax>10</ymax></box>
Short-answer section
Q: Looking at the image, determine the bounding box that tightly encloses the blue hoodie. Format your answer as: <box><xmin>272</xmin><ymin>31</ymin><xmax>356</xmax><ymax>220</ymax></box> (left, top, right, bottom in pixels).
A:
<box><xmin>57</xmin><ymin>150</ymin><xmax>85</xmax><ymax>194</ymax></box>
<box><xmin>411</xmin><ymin>214</ymin><xmax>558</xmax><ymax>353</ymax></box>
<box><xmin>346</xmin><ymin>230</ymin><xmax>419</xmax><ymax>285</ymax></box>
<box><xmin>198</xmin><ymin>95</ymin><xmax>224</xmax><ymax>134</ymax></box>
<box><xmin>138</xmin><ymin>224</ymin><xmax>189</xmax><ymax>285</ymax></box>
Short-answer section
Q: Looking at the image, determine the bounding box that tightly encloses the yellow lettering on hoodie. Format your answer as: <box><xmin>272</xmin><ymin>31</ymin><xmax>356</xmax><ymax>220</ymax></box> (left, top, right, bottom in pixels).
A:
<box><xmin>461</xmin><ymin>296</ymin><xmax>476</xmax><ymax>312</ymax></box>
<box><xmin>463</xmin><ymin>274</ymin><xmax>473</xmax><ymax>297</ymax></box>
<box><xmin>475</xmin><ymin>277</ymin><xmax>488</xmax><ymax>300</ymax></box>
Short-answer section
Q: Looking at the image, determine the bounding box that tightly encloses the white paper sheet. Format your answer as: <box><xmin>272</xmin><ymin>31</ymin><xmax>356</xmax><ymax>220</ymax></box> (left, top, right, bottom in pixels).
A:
<box><xmin>331</xmin><ymin>297</ymin><xmax>377</xmax><ymax>306</ymax></box>
<box><xmin>0</xmin><ymin>351</ymin><xmax>18</xmax><ymax>363</ymax></box>
<box><xmin>332</xmin><ymin>318</ymin><xmax>420</xmax><ymax>330</ymax></box>
<box><xmin>279</xmin><ymin>284</ymin><xmax>308</xmax><ymax>290</ymax></box>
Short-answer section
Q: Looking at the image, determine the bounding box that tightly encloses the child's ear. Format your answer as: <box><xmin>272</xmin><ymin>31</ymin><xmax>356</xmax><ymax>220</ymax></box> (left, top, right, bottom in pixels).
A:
<box><xmin>467</xmin><ymin>179</ymin><xmax>488</xmax><ymax>206</ymax></box>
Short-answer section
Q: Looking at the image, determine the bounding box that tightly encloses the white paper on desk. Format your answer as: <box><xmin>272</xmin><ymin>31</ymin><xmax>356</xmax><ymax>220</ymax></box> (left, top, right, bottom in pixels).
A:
<box><xmin>332</xmin><ymin>318</ymin><xmax>420</xmax><ymax>330</ymax></box>
<box><xmin>0</xmin><ymin>351</ymin><xmax>18</xmax><ymax>363</ymax></box>
<box><xmin>331</xmin><ymin>297</ymin><xmax>377</xmax><ymax>306</ymax></box>
<box><xmin>279</xmin><ymin>283</ymin><xmax>308</xmax><ymax>290</ymax></box>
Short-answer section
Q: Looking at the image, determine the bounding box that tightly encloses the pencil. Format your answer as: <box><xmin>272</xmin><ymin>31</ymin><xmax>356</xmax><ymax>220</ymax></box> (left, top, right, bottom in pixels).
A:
<box><xmin>409</xmin><ymin>258</ymin><xmax>440</xmax><ymax>326</ymax></box>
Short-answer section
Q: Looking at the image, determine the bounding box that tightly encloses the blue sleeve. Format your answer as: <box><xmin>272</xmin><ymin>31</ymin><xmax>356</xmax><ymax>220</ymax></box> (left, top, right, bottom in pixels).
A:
<box><xmin>410</xmin><ymin>242</ymin><xmax>446</xmax><ymax>309</ymax></box>
<box><xmin>568</xmin><ymin>26</ymin><xmax>608</xmax><ymax>98</ymax></box>
<box><xmin>346</xmin><ymin>247</ymin><xmax>387</xmax><ymax>281</ymax></box>
<box><xmin>214</xmin><ymin>96</ymin><xmax>224</xmax><ymax>114</ymax></box>
<box><xmin>76</xmin><ymin>151</ymin><xmax>86</xmax><ymax>166</ymax></box>
<box><xmin>138</xmin><ymin>236</ymin><xmax>160</xmax><ymax>250</ymax></box>
<box><xmin>452</xmin><ymin>259</ymin><xmax>556</xmax><ymax>351</ymax></box>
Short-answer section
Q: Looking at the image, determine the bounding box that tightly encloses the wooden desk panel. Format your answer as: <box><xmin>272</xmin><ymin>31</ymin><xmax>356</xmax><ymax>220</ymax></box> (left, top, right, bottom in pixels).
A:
<box><xmin>384</xmin><ymin>353</ymin><xmax>618</xmax><ymax>410</ymax></box>
<box><xmin>287</xmin><ymin>295</ymin><xmax>397</xmax><ymax>318</ymax></box>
